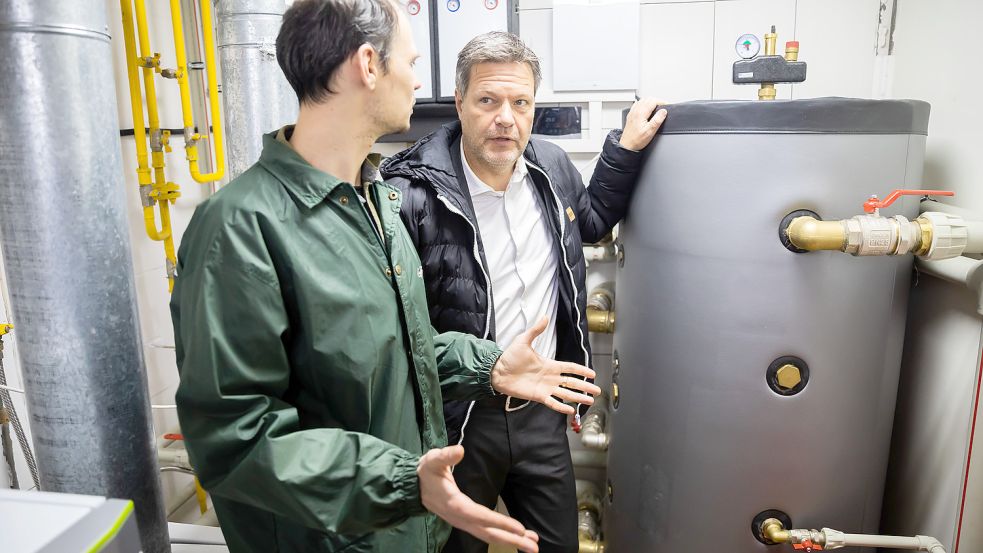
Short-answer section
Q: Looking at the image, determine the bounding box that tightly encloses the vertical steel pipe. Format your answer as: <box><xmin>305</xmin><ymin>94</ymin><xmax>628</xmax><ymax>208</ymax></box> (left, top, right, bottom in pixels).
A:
<box><xmin>215</xmin><ymin>0</ymin><xmax>297</xmax><ymax>179</ymax></box>
<box><xmin>0</xmin><ymin>1</ymin><xmax>168</xmax><ymax>551</ymax></box>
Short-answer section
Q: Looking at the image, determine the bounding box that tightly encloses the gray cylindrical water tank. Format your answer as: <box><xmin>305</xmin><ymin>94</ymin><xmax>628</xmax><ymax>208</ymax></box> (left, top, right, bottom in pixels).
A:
<box><xmin>606</xmin><ymin>98</ymin><xmax>930</xmax><ymax>552</ymax></box>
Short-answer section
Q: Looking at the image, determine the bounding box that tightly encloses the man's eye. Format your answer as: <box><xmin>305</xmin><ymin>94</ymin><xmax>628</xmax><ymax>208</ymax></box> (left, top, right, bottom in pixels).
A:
<box><xmin>480</xmin><ymin>97</ymin><xmax>493</xmax><ymax>104</ymax></box>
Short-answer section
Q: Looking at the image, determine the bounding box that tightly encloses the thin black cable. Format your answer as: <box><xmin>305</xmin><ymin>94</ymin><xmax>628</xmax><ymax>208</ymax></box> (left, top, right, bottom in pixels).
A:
<box><xmin>0</xmin><ymin>335</ymin><xmax>40</xmax><ymax>489</ymax></box>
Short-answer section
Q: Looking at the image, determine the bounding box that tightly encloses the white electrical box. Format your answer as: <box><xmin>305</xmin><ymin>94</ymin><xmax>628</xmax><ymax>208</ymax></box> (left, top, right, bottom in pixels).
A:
<box><xmin>552</xmin><ymin>0</ymin><xmax>639</xmax><ymax>91</ymax></box>
<box><xmin>404</xmin><ymin>0</ymin><xmax>436</xmax><ymax>101</ymax></box>
<box><xmin>435</xmin><ymin>0</ymin><xmax>511</xmax><ymax>100</ymax></box>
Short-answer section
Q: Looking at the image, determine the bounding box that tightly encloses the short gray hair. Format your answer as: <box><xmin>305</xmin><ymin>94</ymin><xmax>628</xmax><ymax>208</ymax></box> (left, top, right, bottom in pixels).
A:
<box><xmin>455</xmin><ymin>31</ymin><xmax>542</xmax><ymax>97</ymax></box>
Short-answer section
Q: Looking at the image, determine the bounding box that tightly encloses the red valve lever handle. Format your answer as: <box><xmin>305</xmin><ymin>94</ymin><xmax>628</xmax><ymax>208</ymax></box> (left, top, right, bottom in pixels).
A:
<box><xmin>863</xmin><ymin>189</ymin><xmax>954</xmax><ymax>213</ymax></box>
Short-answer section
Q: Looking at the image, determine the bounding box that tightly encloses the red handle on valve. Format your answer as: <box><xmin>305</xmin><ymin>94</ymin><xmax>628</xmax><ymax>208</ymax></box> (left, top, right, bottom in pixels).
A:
<box><xmin>862</xmin><ymin>189</ymin><xmax>954</xmax><ymax>213</ymax></box>
<box><xmin>793</xmin><ymin>540</ymin><xmax>823</xmax><ymax>551</ymax></box>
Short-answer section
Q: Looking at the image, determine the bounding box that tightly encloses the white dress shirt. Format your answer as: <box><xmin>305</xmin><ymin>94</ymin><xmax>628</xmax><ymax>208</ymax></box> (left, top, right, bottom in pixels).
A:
<box><xmin>460</xmin><ymin>141</ymin><xmax>560</xmax><ymax>361</ymax></box>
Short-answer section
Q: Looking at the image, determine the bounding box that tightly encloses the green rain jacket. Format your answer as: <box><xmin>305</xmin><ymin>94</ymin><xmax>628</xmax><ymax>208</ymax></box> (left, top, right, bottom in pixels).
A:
<box><xmin>170</xmin><ymin>130</ymin><xmax>503</xmax><ymax>552</ymax></box>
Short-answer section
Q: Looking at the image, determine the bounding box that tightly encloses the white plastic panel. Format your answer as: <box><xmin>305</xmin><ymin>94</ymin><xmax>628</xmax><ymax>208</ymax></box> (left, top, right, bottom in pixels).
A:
<box><xmin>792</xmin><ymin>0</ymin><xmax>879</xmax><ymax>99</ymax></box>
<box><xmin>553</xmin><ymin>0</ymin><xmax>639</xmax><ymax>91</ymax></box>
<box><xmin>404</xmin><ymin>0</ymin><xmax>435</xmax><ymax>101</ymax></box>
<box><xmin>638</xmin><ymin>1</ymin><xmax>714</xmax><ymax>102</ymax></box>
<box><xmin>436</xmin><ymin>0</ymin><xmax>509</xmax><ymax>99</ymax></box>
<box><xmin>519</xmin><ymin>8</ymin><xmax>554</xmax><ymax>96</ymax></box>
<box><xmin>552</xmin><ymin>0</ymin><xmax>639</xmax><ymax>91</ymax></box>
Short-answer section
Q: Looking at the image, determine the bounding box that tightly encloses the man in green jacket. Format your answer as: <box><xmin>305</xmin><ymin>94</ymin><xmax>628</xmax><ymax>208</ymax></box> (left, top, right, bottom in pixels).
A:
<box><xmin>170</xmin><ymin>1</ymin><xmax>599</xmax><ymax>552</ymax></box>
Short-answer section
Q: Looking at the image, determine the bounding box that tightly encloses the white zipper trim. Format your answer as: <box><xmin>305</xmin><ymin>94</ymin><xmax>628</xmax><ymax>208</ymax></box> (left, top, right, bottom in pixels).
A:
<box><xmin>455</xmin><ymin>400</ymin><xmax>477</xmax><ymax>447</ymax></box>
<box><xmin>526</xmin><ymin>161</ymin><xmax>591</xmax><ymax>422</ymax></box>
<box><xmin>435</xmin><ymin>193</ymin><xmax>493</xmax><ymax>442</ymax></box>
<box><xmin>435</xmin><ymin>194</ymin><xmax>493</xmax><ymax>340</ymax></box>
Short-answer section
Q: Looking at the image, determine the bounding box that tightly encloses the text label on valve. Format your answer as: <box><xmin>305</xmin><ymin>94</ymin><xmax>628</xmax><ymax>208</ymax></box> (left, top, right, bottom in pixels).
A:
<box><xmin>862</xmin><ymin>189</ymin><xmax>955</xmax><ymax>214</ymax></box>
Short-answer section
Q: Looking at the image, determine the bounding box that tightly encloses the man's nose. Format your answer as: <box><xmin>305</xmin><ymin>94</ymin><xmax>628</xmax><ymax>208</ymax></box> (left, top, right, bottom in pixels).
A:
<box><xmin>495</xmin><ymin>103</ymin><xmax>515</xmax><ymax>128</ymax></box>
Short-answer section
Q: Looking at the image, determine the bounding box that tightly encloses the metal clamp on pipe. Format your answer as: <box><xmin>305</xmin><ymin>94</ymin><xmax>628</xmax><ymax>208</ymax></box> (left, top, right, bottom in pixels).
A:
<box><xmin>783</xmin><ymin>190</ymin><xmax>983</xmax><ymax>261</ymax></box>
<box><xmin>576</xmin><ymin>481</ymin><xmax>606</xmax><ymax>553</ymax></box>
<box><xmin>580</xmin><ymin>393</ymin><xmax>609</xmax><ymax>451</ymax></box>
<box><xmin>587</xmin><ymin>284</ymin><xmax>616</xmax><ymax>334</ymax></box>
<box><xmin>584</xmin><ymin>232</ymin><xmax>618</xmax><ymax>264</ymax></box>
<box><xmin>759</xmin><ymin>518</ymin><xmax>947</xmax><ymax>552</ymax></box>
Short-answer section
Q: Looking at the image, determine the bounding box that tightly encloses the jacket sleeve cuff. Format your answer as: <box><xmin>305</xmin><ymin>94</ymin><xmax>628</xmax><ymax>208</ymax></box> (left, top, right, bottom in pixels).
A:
<box><xmin>394</xmin><ymin>453</ymin><xmax>427</xmax><ymax>517</ymax></box>
<box><xmin>477</xmin><ymin>346</ymin><xmax>504</xmax><ymax>397</ymax></box>
<box><xmin>603</xmin><ymin>129</ymin><xmax>645</xmax><ymax>163</ymax></box>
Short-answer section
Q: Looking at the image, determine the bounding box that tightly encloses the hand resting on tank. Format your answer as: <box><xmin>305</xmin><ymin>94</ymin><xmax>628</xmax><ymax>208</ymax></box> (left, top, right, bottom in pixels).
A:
<box><xmin>620</xmin><ymin>97</ymin><xmax>668</xmax><ymax>152</ymax></box>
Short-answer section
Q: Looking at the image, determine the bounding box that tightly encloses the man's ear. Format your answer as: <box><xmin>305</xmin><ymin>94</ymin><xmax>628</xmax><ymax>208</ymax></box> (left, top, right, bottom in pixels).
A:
<box><xmin>455</xmin><ymin>89</ymin><xmax>463</xmax><ymax>117</ymax></box>
<box><xmin>353</xmin><ymin>44</ymin><xmax>378</xmax><ymax>90</ymax></box>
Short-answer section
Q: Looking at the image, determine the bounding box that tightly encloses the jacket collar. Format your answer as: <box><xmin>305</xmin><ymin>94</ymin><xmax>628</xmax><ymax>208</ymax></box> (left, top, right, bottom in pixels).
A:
<box><xmin>381</xmin><ymin>120</ymin><xmax>550</xmax><ymax>204</ymax></box>
<box><xmin>259</xmin><ymin>126</ymin><xmax>383</xmax><ymax>209</ymax></box>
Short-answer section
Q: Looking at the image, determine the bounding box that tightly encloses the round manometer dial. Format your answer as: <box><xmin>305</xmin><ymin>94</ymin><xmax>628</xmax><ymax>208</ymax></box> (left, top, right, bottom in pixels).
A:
<box><xmin>735</xmin><ymin>33</ymin><xmax>761</xmax><ymax>59</ymax></box>
<box><xmin>407</xmin><ymin>0</ymin><xmax>421</xmax><ymax>15</ymax></box>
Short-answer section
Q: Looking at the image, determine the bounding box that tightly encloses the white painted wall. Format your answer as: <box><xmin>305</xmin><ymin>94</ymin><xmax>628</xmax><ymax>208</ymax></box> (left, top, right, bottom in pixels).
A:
<box><xmin>880</xmin><ymin>1</ymin><xmax>983</xmax><ymax>551</ymax></box>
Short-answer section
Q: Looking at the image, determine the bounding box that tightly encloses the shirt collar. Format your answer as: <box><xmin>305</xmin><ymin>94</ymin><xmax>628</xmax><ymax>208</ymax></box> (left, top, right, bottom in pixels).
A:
<box><xmin>460</xmin><ymin>140</ymin><xmax>529</xmax><ymax>198</ymax></box>
<box><xmin>260</xmin><ymin>125</ymin><xmax>383</xmax><ymax>209</ymax></box>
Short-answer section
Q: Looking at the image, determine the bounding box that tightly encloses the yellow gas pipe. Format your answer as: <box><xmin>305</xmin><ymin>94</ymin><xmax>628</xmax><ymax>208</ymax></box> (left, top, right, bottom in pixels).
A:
<box><xmin>121</xmin><ymin>0</ymin><xmax>179</xmax><ymax>292</ymax></box>
<box><xmin>121</xmin><ymin>0</ymin><xmax>210</xmax><ymax>516</ymax></box>
<box><xmin>169</xmin><ymin>0</ymin><xmax>226</xmax><ymax>183</ymax></box>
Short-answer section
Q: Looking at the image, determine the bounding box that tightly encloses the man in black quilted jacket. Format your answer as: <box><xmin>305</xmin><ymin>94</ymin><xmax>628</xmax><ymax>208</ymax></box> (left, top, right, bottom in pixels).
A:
<box><xmin>380</xmin><ymin>31</ymin><xmax>666</xmax><ymax>553</ymax></box>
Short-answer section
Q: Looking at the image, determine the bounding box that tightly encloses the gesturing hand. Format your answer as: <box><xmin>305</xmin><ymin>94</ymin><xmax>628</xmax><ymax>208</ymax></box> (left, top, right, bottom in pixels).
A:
<box><xmin>620</xmin><ymin>97</ymin><xmax>668</xmax><ymax>152</ymax></box>
<box><xmin>491</xmin><ymin>317</ymin><xmax>601</xmax><ymax>415</ymax></box>
<box><xmin>419</xmin><ymin>446</ymin><xmax>540</xmax><ymax>553</ymax></box>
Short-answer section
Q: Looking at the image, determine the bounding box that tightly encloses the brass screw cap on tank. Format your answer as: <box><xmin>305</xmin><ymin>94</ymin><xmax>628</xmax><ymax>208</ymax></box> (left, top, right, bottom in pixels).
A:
<box><xmin>767</xmin><ymin>356</ymin><xmax>810</xmax><ymax>396</ymax></box>
<box><xmin>775</xmin><ymin>364</ymin><xmax>802</xmax><ymax>391</ymax></box>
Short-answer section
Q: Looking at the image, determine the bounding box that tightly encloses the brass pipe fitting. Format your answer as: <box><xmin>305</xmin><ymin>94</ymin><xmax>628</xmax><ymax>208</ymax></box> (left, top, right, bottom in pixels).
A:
<box><xmin>914</xmin><ymin>216</ymin><xmax>934</xmax><ymax>257</ymax></box>
<box><xmin>577</xmin><ymin>482</ymin><xmax>605</xmax><ymax>553</ymax></box>
<box><xmin>578</xmin><ymin>507</ymin><xmax>605</xmax><ymax>553</ymax></box>
<box><xmin>785</xmin><ymin>41</ymin><xmax>800</xmax><ymax>62</ymax></box>
<box><xmin>758</xmin><ymin>83</ymin><xmax>777</xmax><ymax>101</ymax></box>
<box><xmin>587</xmin><ymin>286</ymin><xmax>615</xmax><ymax>334</ymax></box>
<box><xmin>579</xmin><ymin>537</ymin><xmax>605</xmax><ymax>553</ymax></box>
<box><xmin>762</xmin><ymin>518</ymin><xmax>791</xmax><ymax>544</ymax></box>
<box><xmin>764</xmin><ymin>26</ymin><xmax>777</xmax><ymax>56</ymax></box>
<box><xmin>786</xmin><ymin>216</ymin><xmax>847</xmax><ymax>251</ymax></box>
<box><xmin>786</xmin><ymin>211</ymin><xmax>968</xmax><ymax>260</ymax></box>
<box><xmin>759</xmin><ymin>25</ymin><xmax>778</xmax><ymax>100</ymax></box>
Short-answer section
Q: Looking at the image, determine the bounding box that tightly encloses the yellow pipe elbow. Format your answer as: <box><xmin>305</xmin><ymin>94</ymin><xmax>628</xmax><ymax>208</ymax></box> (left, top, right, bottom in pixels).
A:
<box><xmin>786</xmin><ymin>216</ymin><xmax>848</xmax><ymax>251</ymax></box>
<box><xmin>143</xmin><ymin>207</ymin><xmax>170</xmax><ymax>242</ymax></box>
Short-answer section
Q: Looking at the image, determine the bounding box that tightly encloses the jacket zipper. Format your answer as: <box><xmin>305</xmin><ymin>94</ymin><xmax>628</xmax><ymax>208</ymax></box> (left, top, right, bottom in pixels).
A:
<box><xmin>526</xmin><ymin>161</ymin><xmax>591</xmax><ymax>422</ymax></box>
<box><xmin>434</xmin><ymin>194</ymin><xmax>493</xmax><ymax>340</ymax></box>
<box><xmin>435</xmin><ymin>193</ymin><xmax>491</xmax><ymax>446</ymax></box>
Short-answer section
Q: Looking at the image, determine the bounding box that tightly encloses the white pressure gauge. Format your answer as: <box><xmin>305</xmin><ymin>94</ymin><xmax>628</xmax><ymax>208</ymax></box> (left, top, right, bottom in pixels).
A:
<box><xmin>735</xmin><ymin>33</ymin><xmax>761</xmax><ymax>59</ymax></box>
